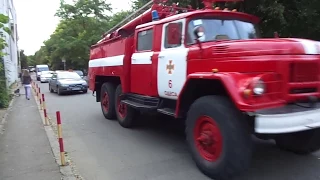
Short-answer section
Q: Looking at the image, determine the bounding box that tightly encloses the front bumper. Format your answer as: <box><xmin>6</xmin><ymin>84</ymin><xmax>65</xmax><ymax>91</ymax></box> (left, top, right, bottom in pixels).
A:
<box><xmin>255</xmin><ymin>102</ymin><xmax>320</xmax><ymax>134</ymax></box>
<box><xmin>59</xmin><ymin>85</ymin><xmax>88</xmax><ymax>92</ymax></box>
<box><xmin>40</xmin><ymin>78</ymin><xmax>50</xmax><ymax>82</ymax></box>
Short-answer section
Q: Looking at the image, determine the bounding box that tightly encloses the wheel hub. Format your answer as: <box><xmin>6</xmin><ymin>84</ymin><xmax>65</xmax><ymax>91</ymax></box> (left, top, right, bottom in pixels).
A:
<box><xmin>102</xmin><ymin>93</ymin><xmax>109</xmax><ymax>112</ymax></box>
<box><xmin>197</xmin><ymin>131</ymin><xmax>214</xmax><ymax>145</ymax></box>
<box><xmin>117</xmin><ymin>97</ymin><xmax>127</xmax><ymax>118</ymax></box>
<box><xmin>194</xmin><ymin>116</ymin><xmax>223</xmax><ymax>162</ymax></box>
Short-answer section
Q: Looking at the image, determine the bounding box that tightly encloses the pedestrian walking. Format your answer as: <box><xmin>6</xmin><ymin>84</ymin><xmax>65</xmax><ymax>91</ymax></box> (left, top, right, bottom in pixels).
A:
<box><xmin>21</xmin><ymin>69</ymin><xmax>32</xmax><ymax>100</ymax></box>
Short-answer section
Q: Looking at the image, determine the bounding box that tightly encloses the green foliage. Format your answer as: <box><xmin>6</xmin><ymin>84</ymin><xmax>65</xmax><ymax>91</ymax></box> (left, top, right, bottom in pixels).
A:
<box><xmin>20</xmin><ymin>50</ymin><xmax>28</xmax><ymax>69</ymax></box>
<box><xmin>32</xmin><ymin>0</ymin><xmax>128</xmax><ymax>70</ymax></box>
<box><xmin>27</xmin><ymin>55</ymin><xmax>36</xmax><ymax>67</ymax></box>
<box><xmin>0</xmin><ymin>14</ymin><xmax>11</xmax><ymax>108</ymax></box>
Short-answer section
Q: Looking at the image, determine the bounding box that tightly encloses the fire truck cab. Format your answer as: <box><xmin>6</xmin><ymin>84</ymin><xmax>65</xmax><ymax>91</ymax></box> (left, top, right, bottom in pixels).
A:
<box><xmin>89</xmin><ymin>0</ymin><xmax>320</xmax><ymax>179</ymax></box>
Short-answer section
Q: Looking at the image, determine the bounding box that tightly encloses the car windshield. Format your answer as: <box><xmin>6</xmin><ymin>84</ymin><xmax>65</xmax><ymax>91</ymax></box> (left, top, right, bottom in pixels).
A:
<box><xmin>74</xmin><ymin>71</ymin><xmax>83</xmax><ymax>76</ymax></box>
<box><xmin>187</xmin><ymin>18</ymin><xmax>260</xmax><ymax>44</ymax></box>
<box><xmin>58</xmin><ymin>72</ymin><xmax>81</xmax><ymax>80</ymax></box>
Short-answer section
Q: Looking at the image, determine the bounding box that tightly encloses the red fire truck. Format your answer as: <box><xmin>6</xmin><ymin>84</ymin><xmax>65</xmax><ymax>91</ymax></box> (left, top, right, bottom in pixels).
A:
<box><xmin>89</xmin><ymin>0</ymin><xmax>320</xmax><ymax>179</ymax></box>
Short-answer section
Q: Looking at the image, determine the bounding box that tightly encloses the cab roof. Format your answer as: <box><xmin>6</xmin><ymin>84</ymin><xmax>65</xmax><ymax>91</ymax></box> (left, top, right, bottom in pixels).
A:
<box><xmin>136</xmin><ymin>9</ymin><xmax>259</xmax><ymax>29</ymax></box>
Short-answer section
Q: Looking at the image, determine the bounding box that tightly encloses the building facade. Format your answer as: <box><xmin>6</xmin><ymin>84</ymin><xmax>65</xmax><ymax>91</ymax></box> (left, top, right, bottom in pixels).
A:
<box><xmin>0</xmin><ymin>0</ymin><xmax>18</xmax><ymax>87</ymax></box>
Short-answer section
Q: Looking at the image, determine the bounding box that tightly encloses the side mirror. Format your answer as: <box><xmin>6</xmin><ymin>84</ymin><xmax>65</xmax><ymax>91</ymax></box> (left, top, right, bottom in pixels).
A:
<box><xmin>274</xmin><ymin>31</ymin><xmax>279</xmax><ymax>38</ymax></box>
<box><xmin>167</xmin><ymin>23</ymin><xmax>181</xmax><ymax>45</ymax></box>
<box><xmin>193</xmin><ymin>26</ymin><xmax>204</xmax><ymax>39</ymax></box>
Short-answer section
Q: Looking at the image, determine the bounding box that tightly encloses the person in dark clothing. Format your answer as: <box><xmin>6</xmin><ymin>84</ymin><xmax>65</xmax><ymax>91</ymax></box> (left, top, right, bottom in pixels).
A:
<box><xmin>21</xmin><ymin>69</ymin><xmax>32</xmax><ymax>100</ymax></box>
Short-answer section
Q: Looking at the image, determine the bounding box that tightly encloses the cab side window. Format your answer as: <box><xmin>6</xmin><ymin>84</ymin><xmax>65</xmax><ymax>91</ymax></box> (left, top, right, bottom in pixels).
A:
<box><xmin>164</xmin><ymin>22</ymin><xmax>182</xmax><ymax>48</ymax></box>
<box><xmin>137</xmin><ymin>29</ymin><xmax>153</xmax><ymax>51</ymax></box>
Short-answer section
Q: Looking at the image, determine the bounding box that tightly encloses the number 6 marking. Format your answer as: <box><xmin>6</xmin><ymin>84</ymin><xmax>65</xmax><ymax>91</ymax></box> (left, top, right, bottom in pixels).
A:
<box><xmin>168</xmin><ymin>80</ymin><xmax>172</xmax><ymax>88</ymax></box>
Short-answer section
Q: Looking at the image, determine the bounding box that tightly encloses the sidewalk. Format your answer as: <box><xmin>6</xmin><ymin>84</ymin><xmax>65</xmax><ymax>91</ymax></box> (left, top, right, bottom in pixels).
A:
<box><xmin>0</xmin><ymin>92</ymin><xmax>61</xmax><ymax>179</ymax></box>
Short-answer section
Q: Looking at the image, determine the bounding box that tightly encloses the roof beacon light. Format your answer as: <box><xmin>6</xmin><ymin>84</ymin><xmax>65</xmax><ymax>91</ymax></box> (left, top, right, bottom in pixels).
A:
<box><xmin>152</xmin><ymin>10</ymin><xmax>159</xmax><ymax>21</ymax></box>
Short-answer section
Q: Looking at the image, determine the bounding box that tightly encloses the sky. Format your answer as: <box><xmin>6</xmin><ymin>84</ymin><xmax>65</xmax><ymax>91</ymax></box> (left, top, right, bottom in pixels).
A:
<box><xmin>13</xmin><ymin>0</ymin><xmax>132</xmax><ymax>56</ymax></box>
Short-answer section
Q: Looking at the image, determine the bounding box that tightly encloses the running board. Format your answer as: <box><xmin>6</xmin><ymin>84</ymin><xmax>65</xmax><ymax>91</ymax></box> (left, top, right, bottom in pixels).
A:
<box><xmin>157</xmin><ymin>108</ymin><xmax>175</xmax><ymax>117</ymax></box>
<box><xmin>121</xmin><ymin>100</ymin><xmax>157</xmax><ymax>110</ymax></box>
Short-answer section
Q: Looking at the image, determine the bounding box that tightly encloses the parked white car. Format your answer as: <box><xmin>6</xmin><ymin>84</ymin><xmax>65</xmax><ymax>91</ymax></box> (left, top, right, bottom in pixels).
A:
<box><xmin>40</xmin><ymin>71</ymin><xmax>53</xmax><ymax>83</ymax></box>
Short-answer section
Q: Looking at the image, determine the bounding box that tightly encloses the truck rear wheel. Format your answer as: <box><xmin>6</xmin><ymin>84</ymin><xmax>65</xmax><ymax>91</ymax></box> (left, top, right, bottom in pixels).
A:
<box><xmin>100</xmin><ymin>82</ymin><xmax>116</xmax><ymax>119</ymax></box>
<box><xmin>186</xmin><ymin>95</ymin><xmax>252</xmax><ymax>180</ymax></box>
<box><xmin>275</xmin><ymin>128</ymin><xmax>320</xmax><ymax>154</ymax></box>
<box><xmin>115</xmin><ymin>85</ymin><xmax>137</xmax><ymax>128</ymax></box>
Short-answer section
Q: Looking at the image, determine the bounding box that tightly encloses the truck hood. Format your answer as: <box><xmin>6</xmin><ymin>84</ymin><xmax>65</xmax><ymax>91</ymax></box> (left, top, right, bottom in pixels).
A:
<box><xmin>203</xmin><ymin>38</ymin><xmax>320</xmax><ymax>57</ymax></box>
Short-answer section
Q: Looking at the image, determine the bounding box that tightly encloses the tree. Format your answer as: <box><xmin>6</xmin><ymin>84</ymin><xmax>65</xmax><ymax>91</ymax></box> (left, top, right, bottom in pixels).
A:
<box><xmin>19</xmin><ymin>50</ymin><xmax>28</xmax><ymax>69</ymax></box>
<box><xmin>130</xmin><ymin>0</ymin><xmax>320</xmax><ymax>39</ymax></box>
<box><xmin>27</xmin><ymin>55</ymin><xmax>36</xmax><ymax>67</ymax></box>
<box><xmin>33</xmin><ymin>0</ymin><xmax>118</xmax><ymax>70</ymax></box>
<box><xmin>0</xmin><ymin>14</ymin><xmax>11</xmax><ymax>108</ymax></box>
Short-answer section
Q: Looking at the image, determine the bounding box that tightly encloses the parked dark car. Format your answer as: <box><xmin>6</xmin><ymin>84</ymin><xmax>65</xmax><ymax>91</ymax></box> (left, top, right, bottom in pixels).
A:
<box><xmin>48</xmin><ymin>71</ymin><xmax>88</xmax><ymax>95</ymax></box>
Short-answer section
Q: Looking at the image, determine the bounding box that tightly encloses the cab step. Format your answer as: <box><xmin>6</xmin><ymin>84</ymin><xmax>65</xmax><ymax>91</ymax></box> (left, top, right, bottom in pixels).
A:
<box><xmin>121</xmin><ymin>100</ymin><xmax>157</xmax><ymax>110</ymax></box>
<box><xmin>157</xmin><ymin>108</ymin><xmax>175</xmax><ymax>117</ymax></box>
<box><xmin>121</xmin><ymin>93</ymin><xmax>160</xmax><ymax>110</ymax></box>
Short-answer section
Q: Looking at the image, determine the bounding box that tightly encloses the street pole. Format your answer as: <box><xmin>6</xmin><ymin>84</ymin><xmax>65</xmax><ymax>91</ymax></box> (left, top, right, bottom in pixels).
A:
<box><xmin>62</xmin><ymin>57</ymin><xmax>66</xmax><ymax>70</ymax></box>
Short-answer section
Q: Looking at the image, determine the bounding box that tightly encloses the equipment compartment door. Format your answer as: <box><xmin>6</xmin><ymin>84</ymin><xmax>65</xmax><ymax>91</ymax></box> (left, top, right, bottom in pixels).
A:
<box><xmin>157</xmin><ymin>19</ymin><xmax>188</xmax><ymax>100</ymax></box>
<box><xmin>131</xmin><ymin>28</ymin><xmax>154</xmax><ymax>95</ymax></box>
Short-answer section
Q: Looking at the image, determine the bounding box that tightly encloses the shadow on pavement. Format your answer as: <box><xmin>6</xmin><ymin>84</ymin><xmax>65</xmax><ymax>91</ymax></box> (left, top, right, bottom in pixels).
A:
<box><xmin>128</xmin><ymin>114</ymin><xmax>320</xmax><ymax>180</ymax></box>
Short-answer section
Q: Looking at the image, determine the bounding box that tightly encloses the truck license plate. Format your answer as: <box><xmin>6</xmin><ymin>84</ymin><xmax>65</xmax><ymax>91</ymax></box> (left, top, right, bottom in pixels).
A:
<box><xmin>72</xmin><ymin>88</ymin><xmax>81</xmax><ymax>90</ymax></box>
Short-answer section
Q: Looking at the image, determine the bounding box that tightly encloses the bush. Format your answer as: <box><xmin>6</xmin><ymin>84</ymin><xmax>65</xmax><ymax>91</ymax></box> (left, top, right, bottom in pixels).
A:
<box><xmin>0</xmin><ymin>62</ymin><xmax>9</xmax><ymax>108</ymax></box>
<box><xmin>0</xmin><ymin>14</ymin><xmax>11</xmax><ymax>108</ymax></box>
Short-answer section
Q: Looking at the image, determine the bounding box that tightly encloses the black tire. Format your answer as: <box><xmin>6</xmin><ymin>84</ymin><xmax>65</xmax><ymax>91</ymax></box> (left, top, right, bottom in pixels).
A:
<box><xmin>275</xmin><ymin>128</ymin><xmax>320</xmax><ymax>154</ymax></box>
<box><xmin>57</xmin><ymin>86</ymin><xmax>62</xmax><ymax>95</ymax></box>
<box><xmin>185</xmin><ymin>95</ymin><xmax>252</xmax><ymax>180</ymax></box>
<box><xmin>100</xmin><ymin>82</ymin><xmax>116</xmax><ymax>119</ymax></box>
<box><xmin>83</xmin><ymin>89</ymin><xmax>88</xmax><ymax>93</ymax></box>
<box><xmin>115</xmin><ymin>85</ymin><xmax>138</xmax><ymax>128</ymax></box>
<box><xmin>49</xmin><ymin>85</ymin><xmax>54</xmax><ymax>93</ymax></box>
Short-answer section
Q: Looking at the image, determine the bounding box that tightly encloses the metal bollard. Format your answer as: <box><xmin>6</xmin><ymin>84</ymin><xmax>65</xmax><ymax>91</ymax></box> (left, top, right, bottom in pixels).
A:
<box><xmin>38</xmin><ymin>88</ymin><xmax>42</xmax><ymax>110</ymax></box>
<box><xmin>56</xmin><ymin>111</ymin><xmax>66</xmax><ymax>166</ymax></box>
<box><xmin>42</xmin><ymin>94</ymin><xmax>49</xmax><ymax>126</ymax></box>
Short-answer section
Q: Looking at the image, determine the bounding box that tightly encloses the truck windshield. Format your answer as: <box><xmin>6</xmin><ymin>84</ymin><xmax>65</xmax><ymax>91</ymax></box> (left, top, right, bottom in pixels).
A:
<box><xmin>187</xmin><ymin>18</ymin><xmax>260</xmax><ymax>44</ymax></box>
<box><xmin>37</xmin><ymin>67</ymin><xmax>49</xmax><ymax>72</ymax></box>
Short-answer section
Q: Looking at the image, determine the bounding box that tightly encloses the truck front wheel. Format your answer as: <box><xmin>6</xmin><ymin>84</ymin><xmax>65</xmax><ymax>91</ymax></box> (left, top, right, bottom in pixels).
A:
<box><xmin>275</xmin><ymin>128</ymin><xmax>320</xmax><ymax>154</ymax></box>
<box><xmin>186</xmin><ymin>95</ymin><xmax>252</xmax><ymax>180</ymax></box>
<box><xmin>100</xmin><ymin>82</ymin><xmax>116</xmax><ymax>119</ymax></box>
<box><xmin>115</xmin><ymin>85</ymin><xmax>138</xmax><ymax>128</ymax></box>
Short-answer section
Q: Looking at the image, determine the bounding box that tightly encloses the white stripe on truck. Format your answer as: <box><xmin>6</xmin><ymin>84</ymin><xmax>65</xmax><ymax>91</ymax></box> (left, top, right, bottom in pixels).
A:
<box><xmin>88</xmin><ymin>55</ymin><xmax>124</xmax><ymax>67</ymax></box>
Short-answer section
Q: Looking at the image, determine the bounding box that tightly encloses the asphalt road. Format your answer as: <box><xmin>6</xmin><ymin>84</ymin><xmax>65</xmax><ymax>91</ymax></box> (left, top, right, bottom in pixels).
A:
<box><xmin>36</xmin><ymin>80</ymin><xmax>320</xmax><ymax>180</ymax></box>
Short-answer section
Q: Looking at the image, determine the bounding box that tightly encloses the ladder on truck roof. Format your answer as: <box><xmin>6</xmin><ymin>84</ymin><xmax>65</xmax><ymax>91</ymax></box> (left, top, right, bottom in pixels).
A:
<box><xmin>104</xmin><ymin>0</ymin><xmax>154</xmax><ymax>36</ymax></box>
<box><xmin>101</xmin><ymin>0</ymin><xmax>244</xmax><ymax>37</ymax></box>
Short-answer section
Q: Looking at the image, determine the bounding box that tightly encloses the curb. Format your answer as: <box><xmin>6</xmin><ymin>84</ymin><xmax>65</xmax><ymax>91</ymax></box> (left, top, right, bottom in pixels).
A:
<box><xmin>32</xmin><ymin>89</ymin><xmax>77</xmax><ymax>180</ymax></box>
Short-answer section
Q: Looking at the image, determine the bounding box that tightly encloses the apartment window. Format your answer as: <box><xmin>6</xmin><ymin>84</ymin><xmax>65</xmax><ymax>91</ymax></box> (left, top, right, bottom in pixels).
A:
<box><xmin>10</xmin><ymin>23</ymin><xmax>14</xmax><ymax>40</ymax></box>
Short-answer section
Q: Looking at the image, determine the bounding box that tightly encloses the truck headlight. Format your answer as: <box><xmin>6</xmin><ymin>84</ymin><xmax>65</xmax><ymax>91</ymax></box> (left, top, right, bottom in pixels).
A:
<box><xmin>253</xmin><ymin>80</ymin><xmax>265</xmax><ymax>95</ymax></box>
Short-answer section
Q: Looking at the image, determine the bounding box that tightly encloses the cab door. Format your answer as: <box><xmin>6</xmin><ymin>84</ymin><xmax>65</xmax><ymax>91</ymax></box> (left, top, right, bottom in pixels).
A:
<box><xmin>130</xmin><ymin>27</ymin><xmax>154</xmax><ymax>95</ymax></box>
<box><xmin>157</xmin><ymin>19</ymin><xmax>188</xmax><ymax>100</ymax></box>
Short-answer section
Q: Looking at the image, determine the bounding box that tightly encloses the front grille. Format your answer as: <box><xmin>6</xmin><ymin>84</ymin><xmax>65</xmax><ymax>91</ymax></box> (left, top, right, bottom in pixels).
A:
<box><xmin>289</xmin><ymin>62</ymin><xmax>319</xmax><ymax>82</ymax></box>
<box><xmin>69</xmin><ymin>84</ymin><xmax>83</xmax><ymax>88</ymax></box>
<box><xmin>212</xmin><ymin>45</ymin><xmax>229</xmax><ymax>54</ymax></box>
